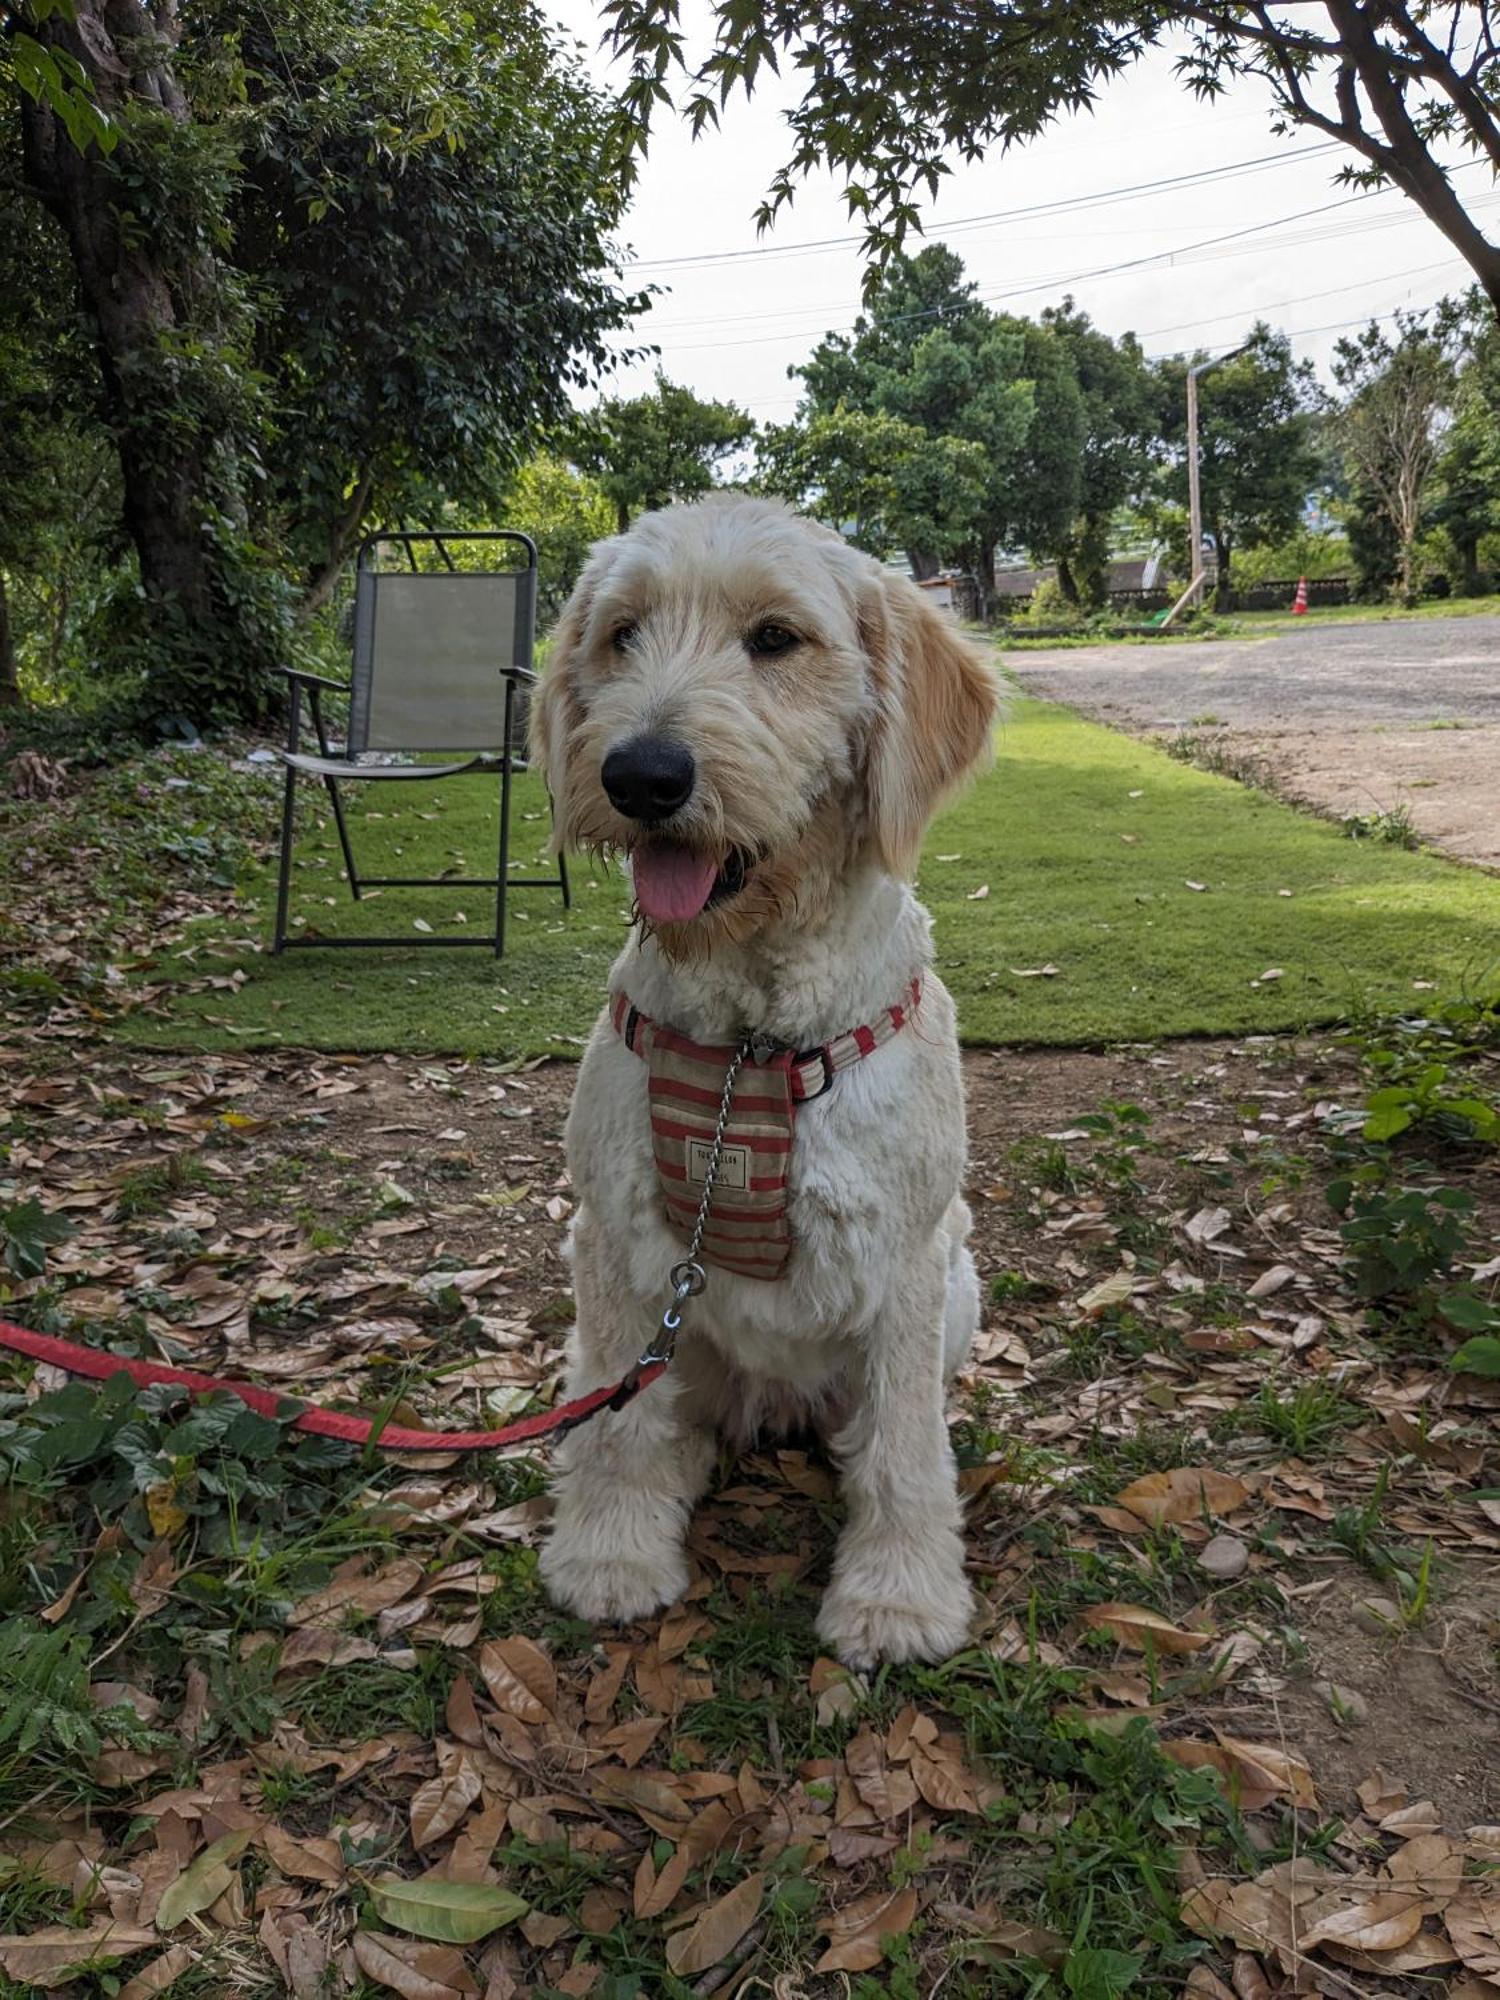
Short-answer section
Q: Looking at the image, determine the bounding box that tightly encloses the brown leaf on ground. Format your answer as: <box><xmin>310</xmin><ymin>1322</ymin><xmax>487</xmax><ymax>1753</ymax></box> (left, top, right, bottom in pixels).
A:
<box><xmin>287</xmin><ymin>1557</ymin><xmax>425</xmax><ymax>1629</ymax></box>
<box><xmin>351</xmin><ymin>1929</ymin><xmax>480</xmax><ymax>1999</ymax></box>
<box><xmin>1161</xmin><ymin>1737</ymin><xmax>1317</xmax><ymax>1812</ymax></box>
<box><xmin>478</xmin><ymin>1638</ymin><xmax>556</xmax><ymax>1724</ymax></box>
<box><xmin>443</xmin><ymin>1801</ymin><xmax>509</xmax><ymax>1884</ymax></box>
<box><xmin>1299</xmin><ymin>1888</ymin><xmax>1425</xmax><ymax>1954</ymax></box>
<box><xmin>118</xmin><ymin>1945</ymin><xmax>198</xmax><ymax>1999</ymax></box>
<box><xmin>1115</xmin><ymin>1467</ymin><xmax>1249</xmax><ymax>1526</ymax></box>
<box><xmin>663</xmin><ymin>1871</ymin><xmax>764</xmax><ymax>1977</ymax></box>
<box><xmin>411</xmin><ymin>1745</ymin><xmax>483</xmax><ymax>1850</ymax></box>
<box><xmin>844</xmin><ymin>1730</ymin><xmax>919</xmax><ymax>1820</ymax></box>
<box><xmin>634</xmin><ymin>1844</ymin><xmax>693</xmax><ymax>1920</ymax></box>
<box><xmin>1384</xmin><ymin>1830</ymin><xmax>1464</xmax><ymax>1916</ymax></box>
<box><xmin>592</xmin><ymin>1768</ymin><xmax>692</xmax><ymax>1837</ymax></box>
<box><xmin>582</xmin><ymin>1643</ymin><xmax>633</xmax><ymax>1725</ymax></box>
<box><xmin>816</xmin><ymin>1886</ymin><xmax>919</xmax><ymax>1974</ymax></box>
<box><xmin>0</xmin><ymin>1924</ymin><xmax>159</xmax><ymax>1990</ymax></box>
<box><xmin>261</xmin><ymin>1823</ymin><xmax>346</xmax><ymax>1886</ymax></box>
<box><xmin>1080</xmin><ymin>1602</ymin><xmax>1212</xmax><ymax>1654</ymax></box>
<box><xmin>1447</xmin><ymin>1889</ymin><xmax>1500</xmax><ymax>1980</ymax></box>
<box><xmin>1322</xmin><ymin>1930</ymin><xmax>1457</xmax><ymax>1975</ymax></box>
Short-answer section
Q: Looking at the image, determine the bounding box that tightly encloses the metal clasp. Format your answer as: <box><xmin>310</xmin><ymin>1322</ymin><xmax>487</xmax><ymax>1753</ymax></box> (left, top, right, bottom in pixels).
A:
<box><xmin>636</xmin><ymin>1258</ymin><xmax>707</xmax><ymax>1370</ymax></box>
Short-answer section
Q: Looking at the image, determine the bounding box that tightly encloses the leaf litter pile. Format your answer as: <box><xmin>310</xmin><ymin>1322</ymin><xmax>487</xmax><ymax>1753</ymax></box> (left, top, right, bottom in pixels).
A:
<box><xmin>2</xmin><ymin>758</ymin><xmax>1499</xmax><ymax>1997</ymax></box>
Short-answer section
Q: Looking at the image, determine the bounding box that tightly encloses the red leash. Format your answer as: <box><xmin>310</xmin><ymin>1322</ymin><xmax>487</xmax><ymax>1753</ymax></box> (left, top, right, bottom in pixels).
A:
<box><xmin>0</xmin><ymin>1318</ymin><xmax>662</xmax><ymax>1454</ymax></box>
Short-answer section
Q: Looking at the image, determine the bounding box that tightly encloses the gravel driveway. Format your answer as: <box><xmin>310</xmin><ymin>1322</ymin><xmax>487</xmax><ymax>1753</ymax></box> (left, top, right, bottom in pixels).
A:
<box><xmin>1010</xmin><ymin>614</ymin><xmax>1500</xmax><ymax>868</ymax></box>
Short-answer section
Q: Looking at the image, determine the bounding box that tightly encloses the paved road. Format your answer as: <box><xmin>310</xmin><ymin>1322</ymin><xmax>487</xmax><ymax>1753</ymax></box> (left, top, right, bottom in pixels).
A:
<box><xmin>1008</xmin><ymin>614</ymin><xmax>1500</xmax><ymax>869</ymax></box>
<box><xmin>1009</xmin><ymin>615</ymin><xmax>1500</xmax><ymax>728</ymax></box>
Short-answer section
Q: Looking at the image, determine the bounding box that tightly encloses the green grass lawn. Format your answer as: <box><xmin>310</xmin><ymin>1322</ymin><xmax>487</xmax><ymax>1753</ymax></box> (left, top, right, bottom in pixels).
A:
<box><xmin>123</xmin><ymin>694</ymin><xmax>1500</xmax><ymax>1055</ymax></box>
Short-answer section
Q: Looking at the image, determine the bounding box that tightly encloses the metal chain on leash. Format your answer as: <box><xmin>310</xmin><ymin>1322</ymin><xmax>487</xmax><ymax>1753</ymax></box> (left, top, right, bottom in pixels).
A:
<box><xmin>635</xmin><ymin>1035</ymin><xmax>751</xmax><ymax>1371</ymax></box>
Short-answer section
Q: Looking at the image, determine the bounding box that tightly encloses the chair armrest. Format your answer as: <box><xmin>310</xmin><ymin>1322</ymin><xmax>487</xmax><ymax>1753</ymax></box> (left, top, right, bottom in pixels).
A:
<box><xmin>278</xmin><ymin>666</ymin><xmax>351</xmax><ymax>694</ymax></box>
<box><xmin>499</xmin><ymin>664</ymin><xmax>538</xmax><ymax>687</ymax></box>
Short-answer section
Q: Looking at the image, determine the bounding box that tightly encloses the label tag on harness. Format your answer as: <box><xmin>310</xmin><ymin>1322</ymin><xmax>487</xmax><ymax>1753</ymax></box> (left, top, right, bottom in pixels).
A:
<box><xmin>687</xmin><ymin>1138</ymin><xmax>749</xmax><ymax>1189</ymax></box>
<box><xmin>646</xmin><ymin>1031</ymin><xmax>796</xmax><ymax>1281</ymax></box>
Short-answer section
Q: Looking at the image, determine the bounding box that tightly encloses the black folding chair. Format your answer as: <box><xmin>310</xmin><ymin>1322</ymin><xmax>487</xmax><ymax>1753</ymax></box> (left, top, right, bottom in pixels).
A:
<box><xmin>271</xmin><ymin>529</ymin><xmax>569</xmax><ymax>958</ymax></box>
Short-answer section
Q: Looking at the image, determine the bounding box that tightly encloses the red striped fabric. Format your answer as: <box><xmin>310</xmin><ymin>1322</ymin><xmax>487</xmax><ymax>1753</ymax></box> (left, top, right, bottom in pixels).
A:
<box><xmin>611</xmin><ymin>977</ymin><xmax>923</xmax><ymax>1283</ymax></box>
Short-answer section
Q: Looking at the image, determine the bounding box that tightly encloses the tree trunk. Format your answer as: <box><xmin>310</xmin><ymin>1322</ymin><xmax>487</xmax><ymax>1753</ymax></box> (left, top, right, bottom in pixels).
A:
<box><xmin>1212</xmin><ymin>532</ymin><xmax>1233</xmax><ymax>613</ymax></box>
<box><xmin>299</xmin><ymin>471</ymin><xmax>374</xmax><ymax>622</ymax></box>
<box><xmin>1056</xmin><ymin>552</ymin><xmax>1080</xmax><ymax>604</ymax></box>
<box><xmin>972</xmin><ymin>538</ymin><xmax>997</xmax><ymax>622</ymax></box>
<box><xmin>906</xmin><ymin>548</ymin><xmax>940</xmax><ymax>581</ymax></box>
<box><xmin>0</xmin><ymin>572</ymin><xmax>18</xmax><ymax>708</ymax></box>
<box><xmin>20</xmin><ymin>3</ymin><xmax>220</xmax><ymax>629</ymax></box>
<box><xmin>17</xmin><ymin>1</ymin><xmax>278</xmax><ymax>721</ymax></box>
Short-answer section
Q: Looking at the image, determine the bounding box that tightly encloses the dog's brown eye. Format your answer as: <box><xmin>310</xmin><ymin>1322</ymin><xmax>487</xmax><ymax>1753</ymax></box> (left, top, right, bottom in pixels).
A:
<box><xmin>611</xmin><ymin>623</ymin><xmax>638</xmax><ymax>654</ymax></box>
<box><xmin>747</xmin><ymin>622</ymin><xmax>799</xmax><ymax>658</ymax></box>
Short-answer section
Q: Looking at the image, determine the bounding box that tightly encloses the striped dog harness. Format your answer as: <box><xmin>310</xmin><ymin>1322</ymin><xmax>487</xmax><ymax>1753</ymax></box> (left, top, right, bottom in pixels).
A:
<box><xmin>611</xmin><ymin>978</ymin><xmax>922</xmax><ymax>1281</ymax></box>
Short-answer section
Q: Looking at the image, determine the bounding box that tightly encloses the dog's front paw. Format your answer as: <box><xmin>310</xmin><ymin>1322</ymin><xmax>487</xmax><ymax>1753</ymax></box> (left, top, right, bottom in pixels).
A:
<box><xmin>817</xmin><ymin>1558</ymin><xmax>973</xmax><ymax>1669</ymax></box>
<box><xmin>540</xmin><ymin>1537</ymin><xmax>687</xmax><ymax>1625</ymax></box>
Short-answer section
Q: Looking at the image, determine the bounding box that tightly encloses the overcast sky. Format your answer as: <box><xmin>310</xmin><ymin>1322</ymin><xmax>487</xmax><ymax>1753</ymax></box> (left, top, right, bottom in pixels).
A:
<box><xmin>547</xmin><ymin>1</ymin><xmax>1491</xmax><ymax>421</ymax></box>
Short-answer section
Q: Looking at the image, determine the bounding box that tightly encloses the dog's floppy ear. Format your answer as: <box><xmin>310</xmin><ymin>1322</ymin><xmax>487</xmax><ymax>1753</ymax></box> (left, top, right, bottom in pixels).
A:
<box><xmin>860</xmin><ymin>573</ymin><xmax>999</xmax><ymax>876</ymax></box>
<box><xmin>532</xmin><ymin>546</ymin><xmax>609</xmax><ymax>846</ymax></box>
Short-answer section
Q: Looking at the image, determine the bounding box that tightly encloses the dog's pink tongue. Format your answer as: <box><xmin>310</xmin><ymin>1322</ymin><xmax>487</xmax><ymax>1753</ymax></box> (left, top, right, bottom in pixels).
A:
<box><xmin>632</xmin><ymin>844</ymin><xmax>719</xmax><ymax>924</ymax></box>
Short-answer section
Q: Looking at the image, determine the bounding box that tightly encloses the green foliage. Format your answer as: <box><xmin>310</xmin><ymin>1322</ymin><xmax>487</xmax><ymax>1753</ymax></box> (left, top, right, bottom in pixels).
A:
<box><xmin>600</xmin><ymin>1</ymin><xmax>1500</xmax><ymax>315</ymax></box>
<box><xmin>1328</xmin><ymin>1179</ymin><xmax>1474</xmax><ymax>1311</ymax></box>
<box><xmin>1</xmin><ymin>1197</ymin><xmax>73</xmax><ymax>1281</ymax></box>
<box><xmin>756</xmin><ymin>404</ymin><xmax>987</xmax><ymax>563</ymax></box>
<box><xmin>786</xmin><ymin>249</ymin><xmax>1041</xmax><ymax>585</ymax></box>
<box><xmin>502</xmin><ymin>454</ymin><xmax>616</xmax><ymax>619</ymax></box>
<box><xmin>4</xmin><ymin>0</ymin><xmax>641</xmax><ymax>727</ymax></box>
<box><xmin>1332</xmin><ymin>312</ymin><xmax>1455</xmax><ymax>605</ymax></box>
<box><xmin>1361</xmin><ymin>1063</ymin><xmax>1498</xmax><ymax>1146</ymax></box>
<box><xmin>568</xmin><ymin>371</ymin><xmax>755</xmax><ymax>532</ymax></box>
<box><xmin>1232</xmin><ymin>530</ymin><xmax>1351</xmax><ymax>590</ymax></box>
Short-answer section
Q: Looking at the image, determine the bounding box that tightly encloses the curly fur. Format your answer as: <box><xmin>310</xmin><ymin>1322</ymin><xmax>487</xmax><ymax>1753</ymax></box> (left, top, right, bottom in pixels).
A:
<box><xmin>532</xmin><ymin>496</ymin><xmax>999</xmax><ymax>1667</ymax></box>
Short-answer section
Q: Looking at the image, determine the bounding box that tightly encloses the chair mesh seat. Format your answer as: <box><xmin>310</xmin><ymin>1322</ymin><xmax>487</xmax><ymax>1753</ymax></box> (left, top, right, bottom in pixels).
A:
<box><xmin>270</xmin><ymin>529</ymin><xmax>568</xmax><ymax>957</ymax></box>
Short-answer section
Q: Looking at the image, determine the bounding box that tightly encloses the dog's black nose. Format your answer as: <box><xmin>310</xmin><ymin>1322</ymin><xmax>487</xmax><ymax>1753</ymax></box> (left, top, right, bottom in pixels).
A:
<box><xmin>600</xmin><ymin>737</ymin><xmax>696</xmax><ymax>823</ymax></box>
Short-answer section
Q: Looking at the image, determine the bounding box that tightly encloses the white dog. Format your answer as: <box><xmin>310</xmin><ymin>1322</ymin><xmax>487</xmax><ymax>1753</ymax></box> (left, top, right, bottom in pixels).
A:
<box><xmin>531</xmin><ymin>496</ymin><xmax>998</xmax><ymax>1667</ymax></box>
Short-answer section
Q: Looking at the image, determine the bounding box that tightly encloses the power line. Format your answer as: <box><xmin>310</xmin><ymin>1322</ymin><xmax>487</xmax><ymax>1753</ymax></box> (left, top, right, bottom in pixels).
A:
<box><xmin>622</xmin><ymin>142</ymin><xmax>1342</xmax><ymax>271</ymax></box>
<box><xmin>634</xmin><ymin>165</ymin><xmax>1492</xmax><ymax>357</ymax></box>
<box><xmin>1135</xmin><ymin>256</ymin><xmax>1465</xmax><ymax>340</ymax></box>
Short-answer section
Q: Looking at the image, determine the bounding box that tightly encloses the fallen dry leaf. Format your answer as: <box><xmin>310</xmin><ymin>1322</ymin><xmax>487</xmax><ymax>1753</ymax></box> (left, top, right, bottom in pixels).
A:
<box><xmin>1114</xmin><ymin>1466</ymin><xmax>1249</xmax><ymax>1527</ymax></box>
<box><xmin>1384</xmin><ymin>1830</ymin><xmax>1464</xmax><ymax>1916</ymax></box>
<box><xmin>1080</xmin><ymin>1602</ymin><xmax>1212</xmax><ymax>1654</ymax></box>
<box><xmin>351</xmin><ymin>1928</ymin><xmax>480</xmax><ymax>2000</ymax></box>
<box><xmin>118</xmin><ymin>1945</ymin><xmax>197</xmax><ymax>1999</ymax></box>
<box><xmin>0</xmin><ymin>1923</ymin><xmax>159</xmax><ymax>1990</ymax></box>
<box><xmin>1162</xmin><ymin>1737</ymin><xmax>1316</xmax><ymax>1812</ymax></box>
<box><xmin>477</xmin><ymin>1638</ymin><xmax>556</xmax><ymax>1724</ymax></box>
<box><xmin>411</xmin><ymin>1745</ymin><xmax>483</xmax><ymax>1851</ymax></box>
<box><xmin>1299</xmin><ymin>1888</ymin><xmax>1424</xmax><ymax>1954</ymax></box>
<box><xmin>663</xmin><ymin>1871</ymin><xmax>764</xmax><ymax>1977</ymax></box>
<box><xmin>816</xmin><ymin>1886</ymin><xmax>919</xmax><ymax>1973</ymax></box>
<box><xmin>1447</xmin><ymin>1888</ymin><xmax>1500</xmax><ymax>1980</ymax></box>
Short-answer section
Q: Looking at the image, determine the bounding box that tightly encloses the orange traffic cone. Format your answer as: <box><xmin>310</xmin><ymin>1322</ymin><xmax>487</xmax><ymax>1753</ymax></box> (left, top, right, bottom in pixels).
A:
<box><xmin>1291</xmin><ymin>576</ymin><xmax>1309</xmax><ymax>615</ymax></box>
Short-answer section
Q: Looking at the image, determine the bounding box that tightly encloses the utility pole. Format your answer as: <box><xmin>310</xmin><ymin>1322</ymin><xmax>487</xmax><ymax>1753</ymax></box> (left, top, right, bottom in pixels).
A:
<box><xmin>1161</xmin><ymin>341</ymin><xmax>1251</xmax><ymax>626</ymax></box>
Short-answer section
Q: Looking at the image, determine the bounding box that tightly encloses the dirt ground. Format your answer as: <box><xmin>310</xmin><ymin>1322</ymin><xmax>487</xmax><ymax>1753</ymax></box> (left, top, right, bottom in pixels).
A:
<box><xmin>47</xmin><ymin>1034</ymin><xmax>1498</xmax><ymax>1823</ymax></box>
<box><xmin>6</xmin><ymin>1021</ymin><xmax>1499</xmax><ymax>1994</ymax></box>
<box><xmin>1010</xmin><ymin>615</ymin><xmax>1500</xmax><ymax>869</ymax></box>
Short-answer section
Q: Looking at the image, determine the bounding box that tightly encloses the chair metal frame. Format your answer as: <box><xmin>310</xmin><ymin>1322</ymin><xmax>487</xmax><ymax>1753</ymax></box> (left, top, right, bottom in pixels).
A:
<box><xmin>271</xmin><ymin>529</ymin><xmax>569</xmax><ymax>958</ymax></box>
